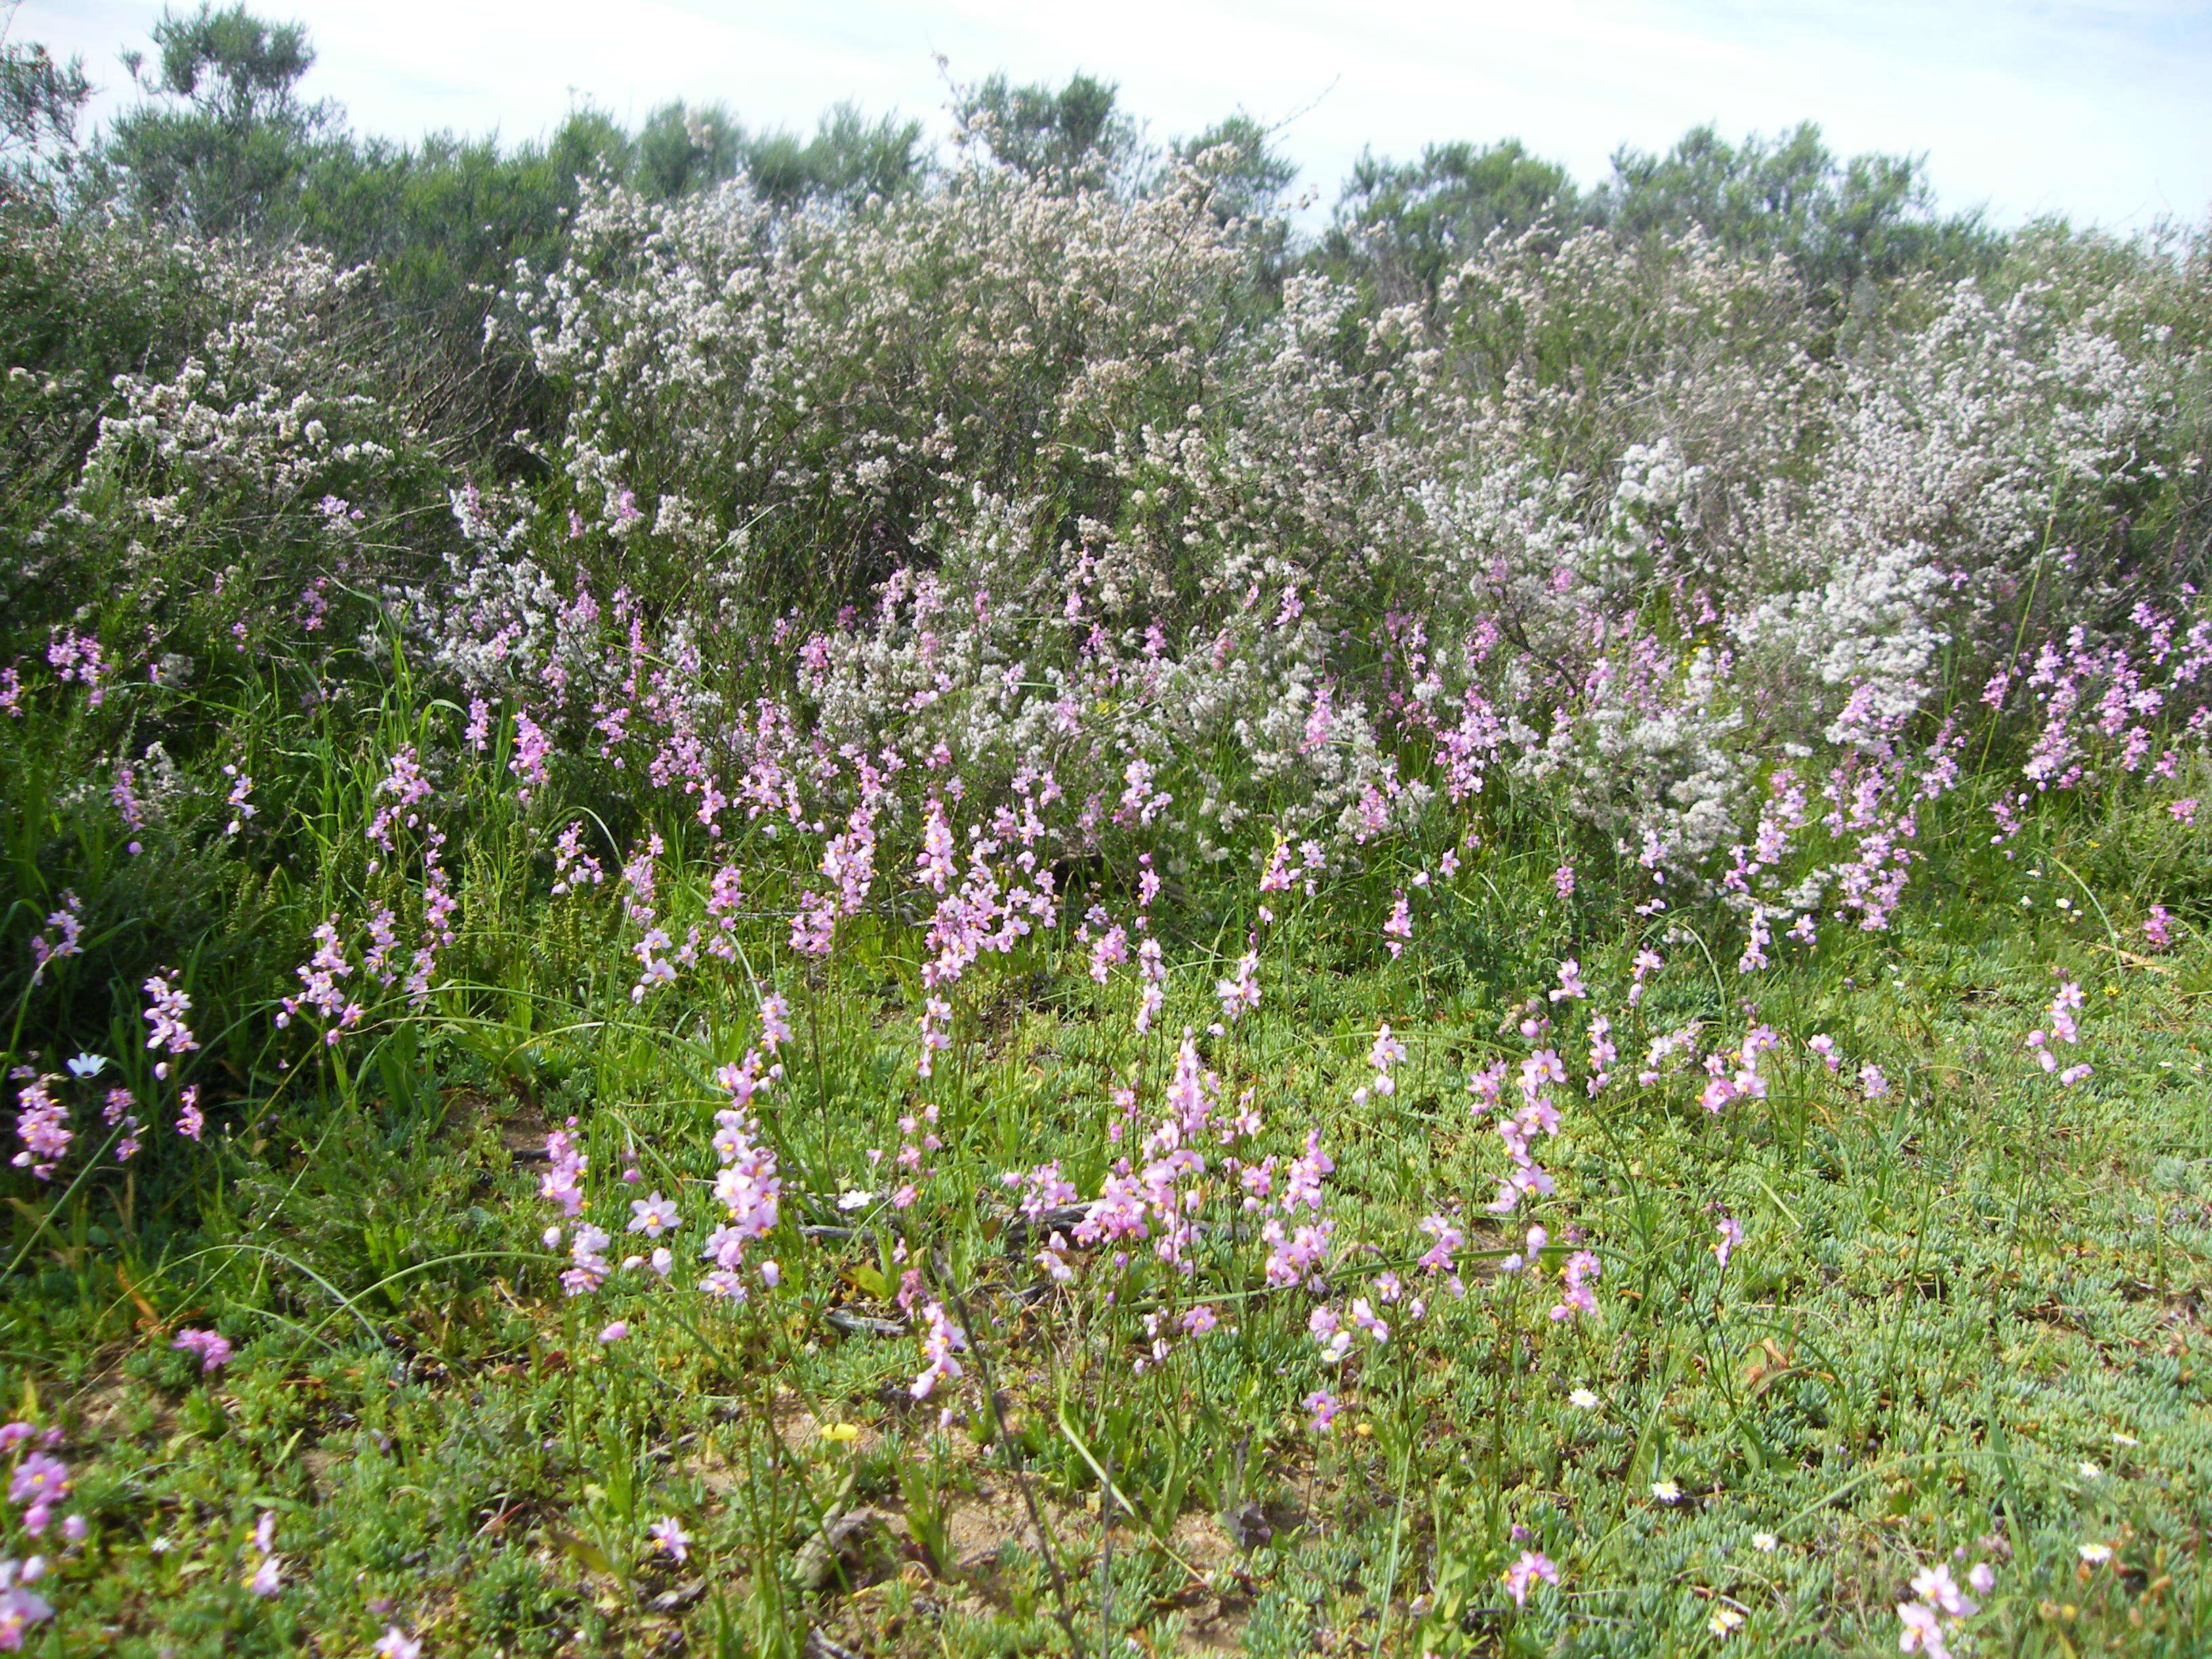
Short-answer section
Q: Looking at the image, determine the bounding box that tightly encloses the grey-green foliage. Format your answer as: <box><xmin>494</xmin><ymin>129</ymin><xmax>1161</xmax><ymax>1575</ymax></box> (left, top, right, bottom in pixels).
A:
<box><xmin>290</xmin><ymin>110</ymin><xmax>636</xmax><ymax>464</ymax></box>
<box><xmin>1320</xmin><ymin>123</ymin><xmax>2003</xmax><ymax>316</ymax></box>
<box><xmin>91</xmin><ymin>2</ymin><xmax>340</xmax><ymax>237</ymax></box>
<box><xmin>632</xmin><ymin>100</ymin><xmax>741</xmax><ymax>201</ymax></box>
<box><xmin>1173</xmin><ymin>111</ymin><xmax>1296</xmax><ymax>224</ymax></box>
<box><xmin>954</xmin><ymin>71</ymin><xmax>1138</xmax><ymax>190</ymax></box>
<box><xmin>632</xmin><ymin>100</ymin><xmax>923</xmax><ymax>208</ymax></box>
<box><xmin>1322</xmin><ymin>137</ymin><xmax>1583</xmax><ymax>302</ymax></box>
<box><xmin>1173</xmin><ymin>112</ymin><xmax>1299</xmax><ymax>310</ymax></box>
<box><xmin>747</xmin><ymin>104</ymin><xmax>924</xmax><ymax>209</ymax></box>
<box><xmin>0</xmin><ymin>41</ymin><xmax>91</xmax><ymax>211</ymax></box>
<box><xmin>296</xmin><ymin>112</ymin><xmax>632</xmax><ymax>279</ymax></box>
<box><xmin>1597</xmin><ymin>121</ymin><xmax>2002</xmax><ymax>300</ymax></box>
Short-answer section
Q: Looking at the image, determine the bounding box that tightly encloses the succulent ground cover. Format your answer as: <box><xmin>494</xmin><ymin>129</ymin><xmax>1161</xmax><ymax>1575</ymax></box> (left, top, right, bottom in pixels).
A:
<box><xmin>2</xmin><ymin>111</ymin><xmax>2210</xmax><ymax>1658</ymax></box>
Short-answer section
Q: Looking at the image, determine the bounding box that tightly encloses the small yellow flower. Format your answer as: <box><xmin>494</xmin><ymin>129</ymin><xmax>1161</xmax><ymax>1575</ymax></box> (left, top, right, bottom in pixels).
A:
<box><xmin>819</xmin><ymin>1422</ymin><xmax>861</xmax><ymax>1444</ymax></box>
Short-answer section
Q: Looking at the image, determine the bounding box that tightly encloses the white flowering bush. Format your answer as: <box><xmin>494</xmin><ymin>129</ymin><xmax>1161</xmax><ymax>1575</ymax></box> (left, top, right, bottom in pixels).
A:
<box><xmin>366</xmin><ymin>170</ymin><xmax>2208</xmax><ymax>932</ymax></box>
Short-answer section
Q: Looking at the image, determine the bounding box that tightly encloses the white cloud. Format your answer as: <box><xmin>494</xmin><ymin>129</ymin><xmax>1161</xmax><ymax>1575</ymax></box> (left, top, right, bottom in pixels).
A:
<box><xmin>15</xmin><ymin>0</ymin><xmax>2207</xmax><ymax>230</ymax></box>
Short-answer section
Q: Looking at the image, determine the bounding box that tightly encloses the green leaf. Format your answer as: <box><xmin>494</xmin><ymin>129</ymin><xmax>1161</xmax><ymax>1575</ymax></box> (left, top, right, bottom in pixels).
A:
<box><xmin>847</xmin><ymin>1264</ymin><xmax>890</xmax><ymax>1301</ymax></box>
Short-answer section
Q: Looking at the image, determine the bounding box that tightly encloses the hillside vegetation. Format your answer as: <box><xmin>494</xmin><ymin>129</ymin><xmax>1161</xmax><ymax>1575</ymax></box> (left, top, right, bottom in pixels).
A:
<box><xmin>2</xmin><ymin>10</ymin><xmax>2211</xmax><ymax>1656</ymax></box>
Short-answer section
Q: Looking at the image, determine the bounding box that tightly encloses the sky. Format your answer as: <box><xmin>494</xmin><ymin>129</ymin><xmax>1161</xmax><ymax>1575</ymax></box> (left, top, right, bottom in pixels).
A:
<box><xmin>11</xmin><ymin>0</ymin><xmax>2209</xmax><ymax>234</ymax></box>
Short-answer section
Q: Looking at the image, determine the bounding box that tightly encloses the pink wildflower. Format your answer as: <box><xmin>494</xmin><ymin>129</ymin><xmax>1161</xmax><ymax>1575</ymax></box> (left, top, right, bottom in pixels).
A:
<box><xmin>910</xmin><ymin>1301</ymin><xmax>967</xmax><ymax>1400</ymax></box>
<box><xmin>1216</xmin><ymin>950</ymin><xmax>1260</xmax><ymax>1021</ymax></box>
<box><xmin>1550</xmin><ymin>958</ymin><xmax>1588</xmax><ymax>1002</ymax></box>
<box><xmin>1713</xmin><ymin>1214</ymin><xmax>1742</xmax><ymax>1269</ymax></box>
<box><xmin>176</xmin><ymin>1084</ymin><xmax>205</xmax><ymax>1142</ymax></box>
<box><xmin>1896</xmin><ymin>1602</ymin><xmax>1948</xmax><ymax>1658</ymax></box>
<box><xmin>1382</xmin><ymin>890</ymin><xmax>1412</xmax><ymax>958</ymax></box>
<box><xmin>627</xmin><ymin>1191</ymin><xmax>681</xmax><ymax>1238</ymax></box>
<box><xmin>758</xmin><ymin>994</ymin><xmax>793</xmax><ymax>1051</ymax></box>
<box><xmin>1504</xmin><ymin>1549</ymin><xmax>1559</xmax><ymax>1605</ymax></box>
<box><xmin>26</xmin><ymin>893</ymin><xmax>83</xmax><ymax>986</ymax></box>
<box><xmin>1368</xmin><ymin>1024</ymin><xmax>1406</xmax><ymax>1094</ymax></box>
<box><xmin>1628</xmin><ymin>947</ymin><xmax>1662</xmax><ymax>1007</ymax></box>
<box><xmin>10</xmin><ymin>1077</ymin><xmax>68</xmax><ymax>1181</ymax></box>
<box><xmin>170</xmin><ymin>1329</ymin><xmax>232</xmax><ymax>1372</ymax></box>
<box><xmin>0</xmin><ymin>1560</ymin><xmax>52</xmax><ymax>1647</ymax></box>
<box><xmin>7</xmin><ymin>1455</ymin><xmax>67</xmax><ymax>1509</ymax></box>
<box><xmin>140</xmin><ymin>971</ymin><xmax>198</xmax><ymax>1077</ymax></box>
<box><xmin>1548</xmin><ymin>1250</ymin><xmax>1600</xmax><ymax>1321</ymax></box>
<box><xmin>1909</xmin><ymin>1563</ymin><xmax>1976</xmax><ymax>1620</ymax></box>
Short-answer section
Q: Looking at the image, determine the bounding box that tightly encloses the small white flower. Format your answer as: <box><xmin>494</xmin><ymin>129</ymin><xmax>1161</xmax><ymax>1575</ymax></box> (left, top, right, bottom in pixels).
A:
<box><xmin>836</xmin><ymin>1189</ymin><xmax>874</xmax><ymax>1211</ymax></box>
<box><xmin>1651</xmin><ymin>1478</ymin><xmax>1682</xmax><ymax>1504</ymax></box>
<box><xmin>66</xmin><ymin>1053</ymin><xmax>108</xmax><ymax>1079</ymax></box>
<box><xmin>2112</xmin><ymin>1431</ymin><xmax>2139</xmax><ymax>1447</ymax></box>
<box><xmin>1750</xmin><ymin>1532</ymin><xmax>1778</xmax><ymax>1553</ymax></box>
<box><xmin>2078</xmin><ymin>1542</ymin><xmax>2114</xmax><ymax>1565</ymax></box>
<box><xmin>1568</xmin><ymin>1387</ymin><xmax>1600</xmax><ymax>1410</ymax></box>
<box><xmin>1708</xmin><ymin>1604</ymin><xmax>1745</xmax><ymax>1637</ymax></box>
<box><xmin>2078</xmin><ymin>1460</ymin><xmax>2102</xmax><ymax>1479</ymax></box>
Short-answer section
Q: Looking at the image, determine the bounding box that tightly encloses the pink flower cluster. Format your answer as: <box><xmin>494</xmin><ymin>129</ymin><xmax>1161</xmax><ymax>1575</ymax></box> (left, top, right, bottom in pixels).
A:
<box><xmin>1479</xmin><ymin>1030</ymin><xmax>1565</xmax><ymax>1214</ymax></box>
<box><xmin>2025</xmin><ymin>979</ymin><xmax>2093</xmax><ymax>1086</ymax></box>
<box><xmin>275</xmin><ymin>917</ymin><xmax>363</xmax><ymax>1044</ymax></box>
<box><xmin>1</xmin><ymin>1424</ymin><xmax>79</xmax><ymax>1544</ymax></box>
<box><xmin>0</xmin><ymin>1554</ymin><xmax>53</xmax><ymax>1647</ymax></box>
<box><xmin>44</xmin><ymin>631</ymin><xmax>107</xmax><ymax>708</ymax></box>
<box><xmin>171</xmin><ymin>1328</ymin><xmax>232</xmax><ymax>1372</ymax></box>
<box><xmin>909</xmin><ymin>1300</ymin><xmax>968</xmax><ymax>1401</ymax></box>
<box><xmin>1698</xmin><ymin>1024</ymin><xmax>1778</xmax><ymax>1114</ymax></box>
<box><xmin>140</xmin><ymin>971</ymin><xmax>198</xmax><ymax>1080</ymax></box>
<box><xmin>699</xmin><ymin>1004</ymin><xmax>787</xmax><ymax>1299</ymax></box>
<box><xmin>912</xmin><ymin>777</ymin><xmax>1062</xmax><ymax>1065</ymax></box>
<box><xmin>535</xmin><ymin>1118</ymin><xmax>615</xmax><ymax>1296</ymax></box>
<box><xmin>1896</xmin><ymin>1556</ymin><xmax>1997</xmax><ymax>1659</ymax></box>
<box><xmin>9</xmin><ymin>1078</ymin><xmax>68</xmax><ymax>1183</ymax></box>
<box><xmin>26</xmin><ymin>892</ymin><xmax>82</xmax><ymax>986</ymax></box>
